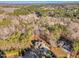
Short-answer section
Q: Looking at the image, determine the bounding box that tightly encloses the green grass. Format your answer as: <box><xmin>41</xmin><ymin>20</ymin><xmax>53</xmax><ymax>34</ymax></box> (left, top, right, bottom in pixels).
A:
<box><xmin>4</xmin><ymin>50</ymin><xmax>20</xmax><ymax>57</ymax></box>
<box><xmin>73</xmin><ymin>40</ymin><xmax>79</xmax><ymax>52</ymax></box>
<box><xmin>0</xmin><ymin>16</ymin><xmax>34</xmax><ymax>50</ymax></box>
<box><xmin>47</xmin><ymin>24</ymin><xmax>69</xmax><ymax>40</ymax></box>
<box><xmin>12</xmin><ymin>5</ymin><xmax>52</xmax><ymax>16</ymax></box>
<box><xmin>13</xmin><ymin>8</ymin><xmax>30</xmax><ymax>16</ymax></box>
<box><xmin>12</xmin><ymin>5</ymin><xmax>39</xmax><ymax>15</ymax></box>
<box><xmin>52</xmin><ymin>8</ymin><xmax>79</xmax><ymax>19</ymax></box>
<box><xmin>0</xmin><ymin>18</ymin><xmax>11</xmax><ymax>27</ymax></box>
<box><xmin>0</xmin><ymin>10</ymin><xmax>4</xmax><ymax>14</ymax></box>
<box><xmin>0</xmin><ymin>28</ymin><xmax>33</xmax><ymax>50</ymax></box>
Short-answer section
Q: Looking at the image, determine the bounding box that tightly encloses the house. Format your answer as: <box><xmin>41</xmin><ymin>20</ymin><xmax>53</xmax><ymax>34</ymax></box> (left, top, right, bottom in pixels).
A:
<box><xmin>57</xmin><ymin>36</ymin><xmax>73</xmax><ymax>58</ymax></box>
